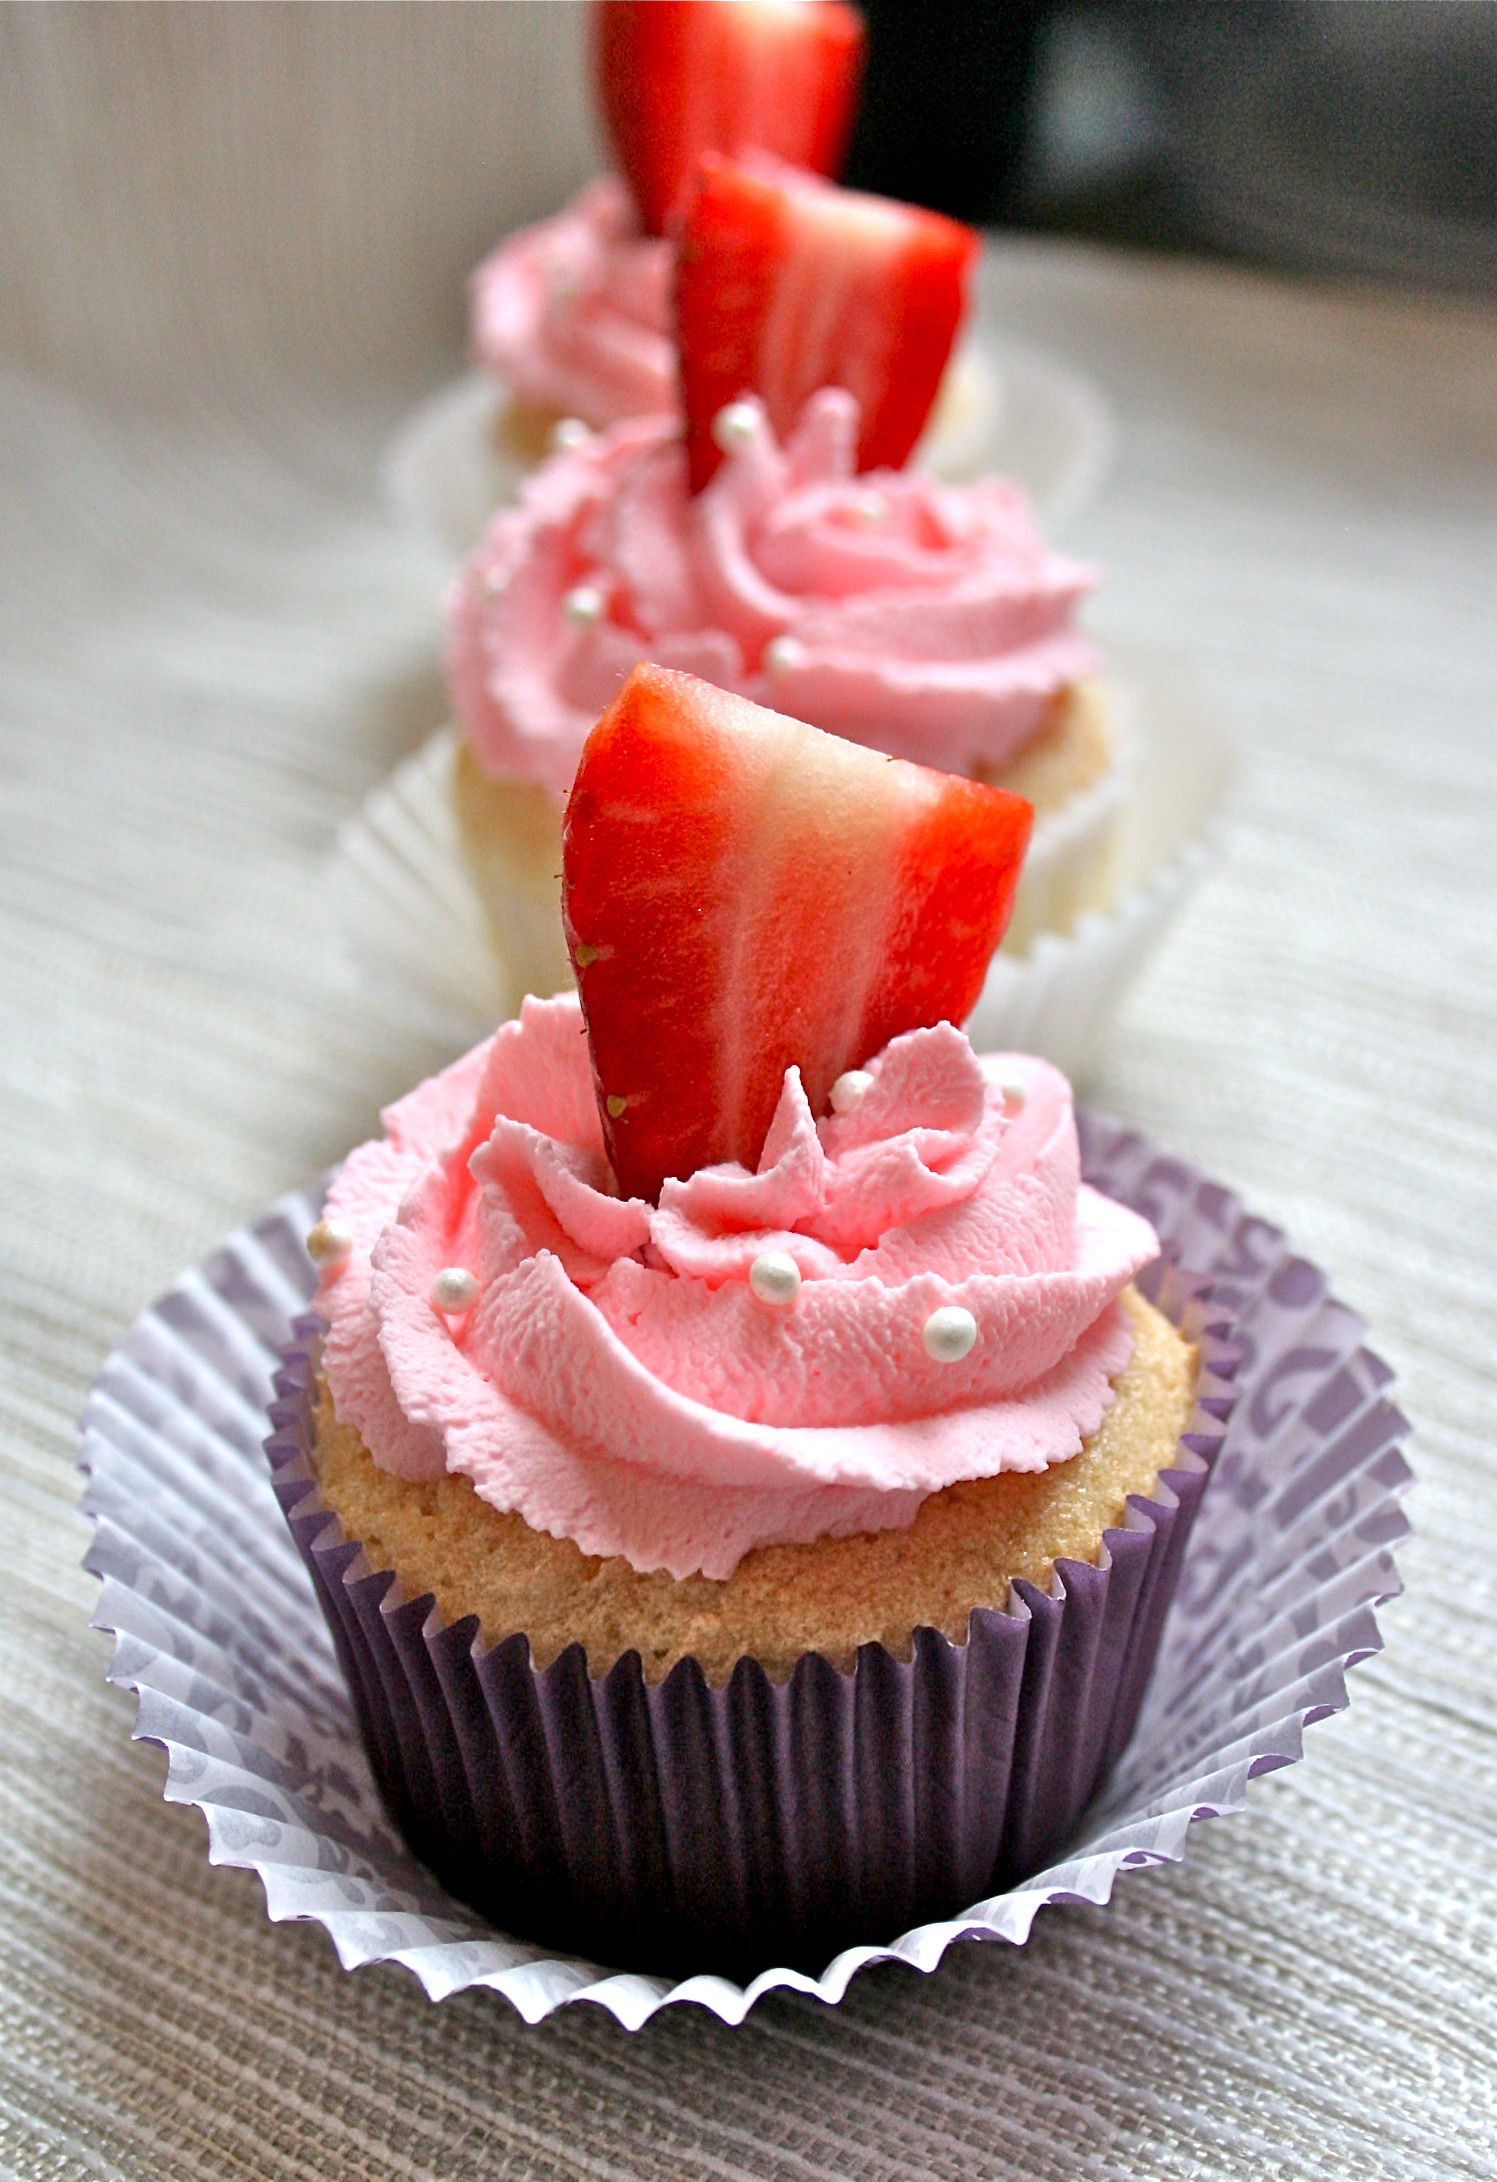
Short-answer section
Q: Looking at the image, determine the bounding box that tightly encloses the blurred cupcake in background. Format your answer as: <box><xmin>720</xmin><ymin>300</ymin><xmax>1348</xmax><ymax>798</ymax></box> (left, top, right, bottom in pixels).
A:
<box><xmin>465</xmin><ymin>1</ymin><xmax>998</xmax><ymax>497</ymax></box>
<box><xmin>471</xmin><ymin>2</ymin><xmax>865</xmax><ymax>453</ymax></box>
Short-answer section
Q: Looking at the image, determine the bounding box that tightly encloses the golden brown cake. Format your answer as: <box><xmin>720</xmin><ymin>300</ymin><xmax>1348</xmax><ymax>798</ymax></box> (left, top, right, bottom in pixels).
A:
<box><xmin>978</xmin><ymin>677</ymin><xmax>1114</xmax><ymax>812</ymax></box>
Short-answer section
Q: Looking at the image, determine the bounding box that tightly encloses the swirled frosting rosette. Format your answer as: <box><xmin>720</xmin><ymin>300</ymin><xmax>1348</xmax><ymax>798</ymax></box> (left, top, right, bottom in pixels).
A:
<box><xmin>318</xmin><ymin>994</ymin><xmax>1157</xmax><ymax>1581</ymax></box>
<box><xmin>448</xmin><ymin>387</ymin><xmax>1098</xmax><ymax>791</ymax></box>
<box><xmin>444</xmin><ymin>391</ymin><xmax>1125</xmax><ymax>996</ymax></box>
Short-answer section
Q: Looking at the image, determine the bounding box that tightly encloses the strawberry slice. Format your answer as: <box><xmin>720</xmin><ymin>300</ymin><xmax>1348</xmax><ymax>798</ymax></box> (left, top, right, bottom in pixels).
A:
<box><xmin>675</xmin><ymin>154</ymin><xmax>979</xmax><ymax>491</ymax></box>
<box><xmin>595</xmin><ymin>0</ymin><xmax>866</xmax><ymax>240</ymax></box>
<box><xmin>562</xmin><ymin>663</ymin><xmax>1032</xmax><ymax>1202</ymax></box>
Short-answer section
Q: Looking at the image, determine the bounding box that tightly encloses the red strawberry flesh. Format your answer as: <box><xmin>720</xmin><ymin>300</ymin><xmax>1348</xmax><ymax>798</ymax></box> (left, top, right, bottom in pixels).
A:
<box><xmin>676</xmin><ymin>154</ymin><xmax>978</xmax><ymax>492</ymax></box>
<box><xmin>595</xmin><ymin>0</ymin><xmax>866</xmax><ymax>239</ymax></box>
<box><xmin>562</xmin><ymin>663</ymin><xmax>1032</xmax><ymax>1202</ymax></box>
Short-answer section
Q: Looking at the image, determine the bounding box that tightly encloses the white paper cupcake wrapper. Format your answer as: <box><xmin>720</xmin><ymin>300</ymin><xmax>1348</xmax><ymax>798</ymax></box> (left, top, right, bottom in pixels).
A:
<box><xmin>330</xmin><ymin>644</ymin><xmax>1232</xmax><ymax>1081</ymax></box>
<box><xmin>382</xmin><ymin>330</ymin><xmax>1116</xmax><ymax>566</ymax></box>
<box><xmin>79</xmin><ymin>1121</ymin><xmax>1409</xmax><ymax>2028</ymax></box>
<box><xmin>999</xmin><ymin>687</ymin><xmax>1135</xmax><ymax>959</ymax></box>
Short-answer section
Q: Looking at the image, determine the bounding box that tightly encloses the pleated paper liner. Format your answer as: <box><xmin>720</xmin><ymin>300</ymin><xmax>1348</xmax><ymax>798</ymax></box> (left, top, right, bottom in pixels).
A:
<box><xmin>381</xmin><ymin>327</ymin><xmax>1117</xmax><ymax>567</ymax></box>
<box><xmin>329</xmin><ymin>644</ymin><xmax>1234</xmax><ymax>1081</ymax></box>
<box><xmin>78</xmin><ymin>1120</ymin><xmax>1409</xmax><ymax>2025</ymax></box>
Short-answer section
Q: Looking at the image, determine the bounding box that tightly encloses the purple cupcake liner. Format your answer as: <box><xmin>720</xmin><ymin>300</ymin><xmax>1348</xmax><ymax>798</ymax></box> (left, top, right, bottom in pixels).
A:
<box><xmin>78</xmin><ymin>1121</ymin><xmax>1410</xmax><ymax>2026</ymax></box>
<box><xmin>264</xmin><ymin>1251</ymin><xmax>1237</xmax><ymax>1979</ymax></box>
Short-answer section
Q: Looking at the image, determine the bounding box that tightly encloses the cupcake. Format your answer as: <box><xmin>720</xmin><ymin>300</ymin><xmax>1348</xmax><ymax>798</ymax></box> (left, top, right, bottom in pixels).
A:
<box><xmin>466</xmin><ymin>2</ymin><xmax>994</xmax><ymax>508</ymax></box>
<box><xmin>470</xmin><ymin>1</ymin><xmax>863</xmax><ymax>452</ymax></box>
<box><xmin>274</xmin><ymin>666</ymin><xmax>1228</xmax><ymax>1976</ymax></box>
<box><xmin>447</xmin><ymin>393</ymin><xmax>1120</xmax><ymax>1005</ymax></box>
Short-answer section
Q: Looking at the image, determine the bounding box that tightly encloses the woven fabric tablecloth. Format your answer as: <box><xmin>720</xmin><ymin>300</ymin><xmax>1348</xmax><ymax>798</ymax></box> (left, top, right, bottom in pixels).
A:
<box><xmin>2</xmin><ymin>9</ymin><xmax>1495</xmax><ymax>2177</ymax></box>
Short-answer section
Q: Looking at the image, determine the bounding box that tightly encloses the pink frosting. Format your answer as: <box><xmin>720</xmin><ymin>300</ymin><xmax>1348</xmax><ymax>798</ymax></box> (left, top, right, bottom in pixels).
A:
<box><xmin>317</xmin><ymin>995</ymin><xmax>1158</xmax><ymax>1582</ymax></box>
<box><xmin>470</xmin><ymin>176</ymin><xmax>675</xmax><ymax>430</ymax></box>
<box><xmin>445</xmin><ymin>389</ymin><xmax>1098</xmax><ymax>797</ymax></box>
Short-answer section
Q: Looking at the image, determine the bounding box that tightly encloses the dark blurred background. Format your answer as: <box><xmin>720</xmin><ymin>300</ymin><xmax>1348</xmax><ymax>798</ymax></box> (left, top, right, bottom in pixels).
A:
<box><xmin>847</xmin><ymin>0</ymin><xmax>1497</xmax><ymax>296</ymax></box>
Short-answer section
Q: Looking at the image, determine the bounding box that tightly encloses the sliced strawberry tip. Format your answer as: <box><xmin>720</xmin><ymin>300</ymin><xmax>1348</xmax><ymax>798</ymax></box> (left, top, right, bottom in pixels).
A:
<box><xmin>562</xmin><ymin>663</ymin><xmax>1032</xmax><ymax>1203</ymax></box>
<box><xmin>675</xmin><ymin>153</ymin><xmax>979</xmax><ymax>492</ymax></box>
<box><xmin>595</xmin><ymin>0</ymin><xmax>866</xmax><ymax>240</ymax></box>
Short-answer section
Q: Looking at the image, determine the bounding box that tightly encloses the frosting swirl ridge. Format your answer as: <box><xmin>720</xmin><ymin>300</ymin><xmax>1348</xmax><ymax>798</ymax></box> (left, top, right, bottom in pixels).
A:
<box><xmin>470</xmin><ymin>176</ymin><xmax>675</xmax><ymax>429</ymax></box>
<box><xmin>319</xmin><ymin>996</ymin><xmax>1157</xmax><ymax>1580</ymax></box>
<box><xmin>446</xmin><ymin>388</ymin><xmax>1098</xmax><ymax>798</ymax></box>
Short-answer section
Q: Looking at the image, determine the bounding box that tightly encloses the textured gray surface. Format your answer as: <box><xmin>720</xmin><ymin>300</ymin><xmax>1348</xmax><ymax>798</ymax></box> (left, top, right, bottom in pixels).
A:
<box><xmin>2</xmin><ymin>7</ymin><xmax>1496</xmax><ymax>2176</ymax></box>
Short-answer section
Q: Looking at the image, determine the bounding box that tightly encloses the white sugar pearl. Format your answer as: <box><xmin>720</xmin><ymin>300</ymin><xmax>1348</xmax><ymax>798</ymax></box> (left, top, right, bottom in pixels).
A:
<box><xmin>749</xmin><ymin>1252</ymin><xmax>801</xmax><ymax>1306</ymax></box>
<box><xmin>1000</xmin><ymin>1080</ymin><xmax>1027</xmax><ymax>1111</ymax></box>
<box><xmin>306</xmin><ymin>1219</ymin><xmax>353</xmax><ymax>1267</ymax></box>
<box><xmin>550</xmin><ymin>416</ymin><xmax>592</xmax><ymax>453</ymax></box>
<box><xmin>430</xmin><ymin>1267</ymin><xmax>479</xmax><ymax>1313</ymax></box>
<box><xmin>829</xmin><ymin>1069</ymin><xmax>874</xmax><ymax>1114</ymax></box>
<box><xmin>923</xmin><ymin>1306</ymin><xmax>977</xmax><ymax>1363</ymax></box>
<box><xmin>562</xmin><ymin>583</ymin><xmax>605</xmax><ymax>626</ymax></box>
<box><xmin>764</xmin><ymin>634</ymin><xmax>805</xmax><ymax>674</ymax></box>
<box><xmin>712</xmin><ymin>400</ymin><xmax>759</xmax><ymax>455</ymax></box>
<box><xmin>853</xmin><ymin>489</ymin><xmax>886</xmax><ymax>521</ymax></box>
